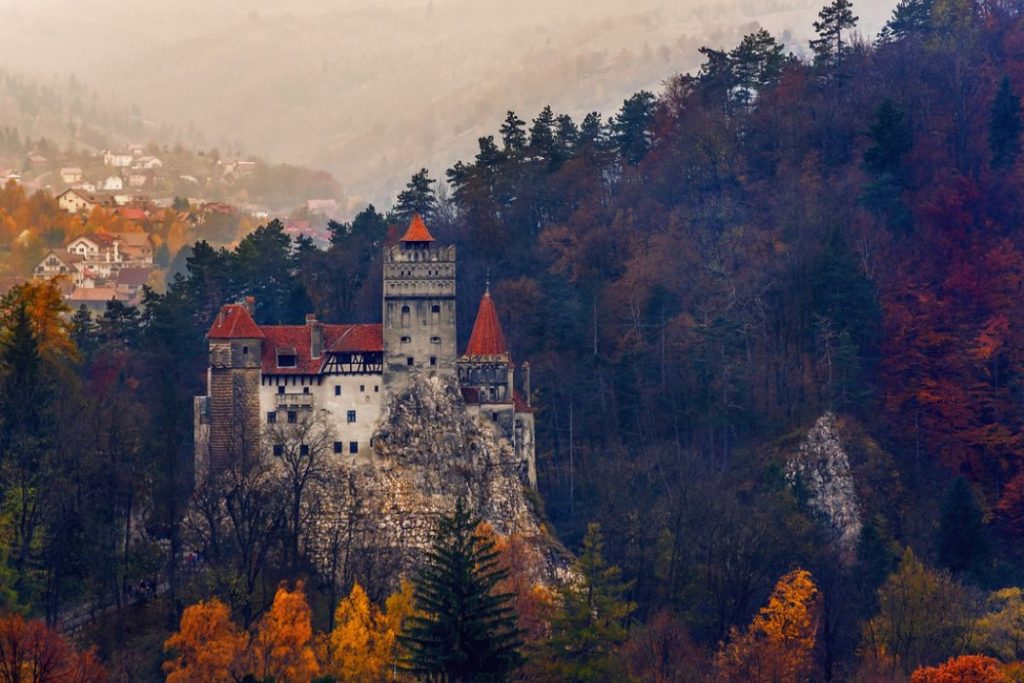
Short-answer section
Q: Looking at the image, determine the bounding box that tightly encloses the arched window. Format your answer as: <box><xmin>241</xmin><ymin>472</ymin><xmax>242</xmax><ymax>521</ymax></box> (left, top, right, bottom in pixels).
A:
<box><xmin>401</xmin><ymin>305</ymin><xmax>410</xmax><ymax>329</ymax></box>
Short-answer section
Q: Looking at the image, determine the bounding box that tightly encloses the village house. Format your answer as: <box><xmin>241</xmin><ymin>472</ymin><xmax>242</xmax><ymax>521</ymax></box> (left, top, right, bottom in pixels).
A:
<box><xmin>103</xmin><ymin>150</ymin><xmax>134</xmax><ymax>168</ymax></box>
<box><xmin>56</xmin><ymin>188</ymin><xmax>97</xmax><ymax>214</ymax></box>
<box><xmin>127</xmin><ymin>170</ymin><xmax>150</xmax><ymax>188</ymax></box>
<box><xmin>33</xmin><ymin>250</ymin><xmax>85</xmax><ymax>283</ymax></box>
<box><xmin>102</xmin><ymin>176</ymin><xmax>124</xmax><ymax>191</ymax></box>
<box><xmin>60</xmin><ymin>167</ymin><xmax>83</xmax><ymax>184</ymax></box>
<box><xmin>134</xmin><ymin>156</ymin><xmax>163</xmax><ymax>170</ymax></box>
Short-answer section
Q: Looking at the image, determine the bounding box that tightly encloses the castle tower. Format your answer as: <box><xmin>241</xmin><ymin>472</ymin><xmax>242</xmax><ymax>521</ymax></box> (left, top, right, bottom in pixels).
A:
<box><xmin>382</xmin><ymin>215</ymin><xmax>457</xmax><ymax>398</ymax></box>
<box><xmin>202</xmin><ymin>298</ymin><xmax>264</xmax><ymax>475</ymax></box>
<box><xmin>458</xmin><ymin>287</ymin><xmax>536</xmax><ymax>486</ymax></box>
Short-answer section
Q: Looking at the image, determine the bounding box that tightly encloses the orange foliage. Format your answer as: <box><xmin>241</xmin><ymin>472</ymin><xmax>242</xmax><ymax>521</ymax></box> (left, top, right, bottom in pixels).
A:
<box><xmin>910</xmin><ymin>654</ymin><xmax>1009</xmax><ymax>683</ymax></box>
<box><xmin>249</xmin><ymin>581</ymin><xmax>320</xmax><ymax>683</ymax></box>
<box><xmin>716</xmin><ymin>568</ymin><xmax>821</xmax><ymax>683</ymax></box>
<box><xmin>163</xmin><ymin>599</ymin><xmax>248</xmax><ymax>683</ymax></box>
<box><xmin>0</xmin><ymin>612</ymin><xmax>106</xmax><ymax>683</ymax></box>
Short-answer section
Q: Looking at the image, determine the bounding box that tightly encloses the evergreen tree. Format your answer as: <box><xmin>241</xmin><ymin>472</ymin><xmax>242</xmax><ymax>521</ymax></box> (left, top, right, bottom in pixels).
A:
<box><xmin>610</xmin><ymin>91</ymin><xmax>657</xmax><ymax>165</ymax></box>
<box><xmin>990</xmin><ymin>75</ymin><xmax>1022</xmax><ymax>169</ymax></box>
<box><xmin>864</xmin><ymin>99</ymin><xmax>913</xmax><ymax>178</ymax></box>
<box><xmin>578</xmin><ymin>112</ymin><xmax>605</xmax><ymax>148</ymax></box>
<box><xmin>937</xmin><ymin>477</ymin><xmax>990</xmax><ymax>578</ymax></box>
<box><xmin>499</xmin><ymin>111</ymin><xmax>527</xmax><ymax>155</ymax></box>
<box><xmin>394</xmin><ymin>168</ymin><xmax>438</xmax><ymax>223</ymax></box>
<box><xmin>399</xmin><ymin>498</ymin><xmax>522</xmax><ymax>682</ymax></box>
<box><xmin>528</xmin><ymin>106</ymin><xmax>557</xmax><ymax>158</ymax></box>
<box><xmin>542</xmin><ymin>524</ymin><xmax>636</xmax><ymax>681</ymax></box>
<box><xmin>730</xmin><ymin>29</ymin><xmax>786</xmax><ymax>107</ymax></box>
<box><xmin>810</xmin><ymin>0</ymin><xmax>859</xmax><ymax>70</ymax></box>
<box><xmin>878</xmin><ymin>0</ymin><xmax>934</xmax><ymax>42</ymax></box>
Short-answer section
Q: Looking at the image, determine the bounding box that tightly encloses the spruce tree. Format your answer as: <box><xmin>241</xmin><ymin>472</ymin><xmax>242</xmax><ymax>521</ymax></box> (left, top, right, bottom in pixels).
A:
<box><xmin>990</xmin><ymin>75</ymin><xmax>1022</xmax><ymax>169</ymax></box>
<box><xmin>499</xmin><ymin>111</ymin><xmax>527</xmax><ymax>155</ymax></box>
<box><xmin>610</xmin><ymin>91</ymin><xmax>657</xmax><ymax>165</ymax></box>
<box><xmin>528</xmin><ymin>105</ymin><xmax>556</xmax><ymax>157</ymax></box>
<box><xmin>937</xmin><ymin>477</ymin><xmax>990</xmax><ymax>578</ymax></box>
<box><xmin>399</xmin><ymin>498</ymin><xmax>522</xmax><ymax>682</ymax></box>
<box><xmin>542</xmin><ymin>523</ymin><xmax>636</xmax><ymax>681</ymax></box>
<box><xmin>394</xmin><ymin>168</ymin><xmax>438</xmax><ymax>223</ymax></box>
<box><xmin>730</xmin><ymin>29</ymin><xmax>786</xmax><ymax>107</ymax></box>
<box><xmin>810</xmin><ymin>0</ymin><xmax>859</xmax><ymax>70</ymax></box>
<box><xmin>864</xmin><ymin>99</ymin><xmax>913</xmax><ymax>178</ymax></box>
<box><xmin>878</xmin><ymin>0</ymin><xmax>934</xmax><ymax>42</ymax></box>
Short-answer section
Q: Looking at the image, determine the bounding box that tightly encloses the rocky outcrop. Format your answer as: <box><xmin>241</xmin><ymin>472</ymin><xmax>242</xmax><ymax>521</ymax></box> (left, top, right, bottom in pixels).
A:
<box><xmin>307</xmin><ymin>374</ymin><xmax>566</xmax><ymax>590</ymax></box>
<box><xmin>785</xmin><ymin>412</ymin><xmax>863</xmax><ymax>560</ymax></box>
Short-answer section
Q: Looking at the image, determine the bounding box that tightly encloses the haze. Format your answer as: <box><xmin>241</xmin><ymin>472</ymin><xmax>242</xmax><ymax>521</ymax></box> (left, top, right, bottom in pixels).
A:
<box><xmin>0</xmin><ymin>0</ymin><xmax>893</xmax><ymax>212</ymax></box>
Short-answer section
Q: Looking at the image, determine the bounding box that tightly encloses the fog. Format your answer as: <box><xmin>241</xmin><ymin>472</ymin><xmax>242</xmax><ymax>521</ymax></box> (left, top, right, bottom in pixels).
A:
<box><xmin>0</xmin><ymin>0</ymin><xmax>894</xmax><ymax>210</ymax></box>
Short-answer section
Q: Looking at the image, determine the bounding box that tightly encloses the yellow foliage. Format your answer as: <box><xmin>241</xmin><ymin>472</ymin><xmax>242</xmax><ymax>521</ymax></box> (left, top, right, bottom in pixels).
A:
<box><xmin>717</xmin><ymin>568</ymin><xmax>821</xmax><ymax>683</ymax></box>
<box><xmin>321</xmin><ymin>583</ymin><xmax>395</xmax><ymax>683</ymax></box>
<box><xmin>2</xmin><ymin>279</ymin><xmax>77</xmax><ymax>364</ymax></box>
<box><xmin>163</xmin><ymin>599</ymin><xmax>248</xmax><ymax>683</ymax></box>
<box><xmin>249</xmin><ymin>581</ymin><xmax>320</xmax><ymax>683</ymax></box>
<box><xmin>977</xmin><ymin>588</ymin><xmax>1024</xmax><ymax>662</ymax></box>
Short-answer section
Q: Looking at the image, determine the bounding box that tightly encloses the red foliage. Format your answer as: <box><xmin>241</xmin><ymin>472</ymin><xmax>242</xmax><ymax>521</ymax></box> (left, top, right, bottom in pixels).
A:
<box><xmin>0</xmin><ymin>613</ymin><xmax>106</xmax><ymax>683</ymax></box>
<box><xmin>910</xmin><ymin>654</ymin><xmax>1007</xmax><ymax>683</ymax></box>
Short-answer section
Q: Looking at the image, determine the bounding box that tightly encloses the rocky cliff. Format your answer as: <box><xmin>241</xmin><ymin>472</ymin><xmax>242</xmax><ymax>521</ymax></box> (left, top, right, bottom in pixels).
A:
<box><xmin>308</xmin><ymin>375</ymin><xmax>566</xmax><ymax>591</ymax></box>
<box><xmin>785</xmin><ymin>413</ymin><xmax>863</xmax><ymax>560</ymax></box>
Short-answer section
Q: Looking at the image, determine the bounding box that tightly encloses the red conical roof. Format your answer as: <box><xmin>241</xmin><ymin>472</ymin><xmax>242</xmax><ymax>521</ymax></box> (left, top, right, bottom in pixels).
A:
<box><xmin>208</xmin><ymin>303</ymin><xmax>264</xmax><ymax>339</ymax></box>
<box><xmin>465</xmin><ymin>290</ymin><xmax>508</xmax><ymax>357</ymax></box>
<box><xmin>400</xmin><ymin>214</ymin><xmax>435</xmax><ymax>243</ymax></box>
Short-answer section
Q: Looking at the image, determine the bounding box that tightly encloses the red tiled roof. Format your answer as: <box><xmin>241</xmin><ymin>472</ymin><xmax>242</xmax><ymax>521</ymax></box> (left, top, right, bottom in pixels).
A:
<box><xmin>465</xmin><ymin>291</ymin><xmax>508</xmax><ymax>358</ymax></box>
<box><xmin>208</xmin><ymin>304</ymin><xmax>264</xmax><ymax>339</ymax></box>
<box><xmin>261</xmin><ymin>323</ymin><xmax>383</xmax><ymax>375</ymax></box>
<box><xmin>399</xmin><ymin>214</ymin><xmax>435</xmax><ymax>243</ymax></box>
<box><xmin>117</xmin><ymin>207</ymin><xmax>147</xmax><ymax>221</ymax></box>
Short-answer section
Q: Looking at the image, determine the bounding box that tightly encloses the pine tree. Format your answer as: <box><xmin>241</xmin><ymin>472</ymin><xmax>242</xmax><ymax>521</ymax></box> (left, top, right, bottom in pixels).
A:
<box><xmin>864</xmin><ymin>99</ymin><xmax>913</xmax><ymax>178</ymax></box>
<box><xmin>989</xmin><ymin>75</ymin><xmax>1022</xmax><ymax>169</ymax></box>
<box><xmin>499</xmin><ymin>111</ymin><xmax>527</xmax><ymax>155</ymax></box>
<box><xmin>730</xmin><ymin>29</ymin><xmax>786</xmax><ymax>107</ymax></box>
<box><xmin>528</xmin><ymin>106</ymin><xmax>557</xmax><ymax>157</ymax></box>
<box><xmin>878</xmin><ymin>0</ymin><xmax>934</xmax><ymax>42</ymax></box>
<box><xmin>399</xmin><ymin>498</ymin><xmax>522</xmax><ymax>682</ymax></box>
<box><xmin>610</xmin><ymin>91</ymin><xmax>657</xmax><ymax>165</ymax></box>
<box><xmin>542</xmin><ymin>523</ymin><xmax>636</xmax><ymax>681</ymax></box>
<box><xmin>810</xmin><ymin>0</ymin><xmax>859</xmax><ymax>70</ymax></box>
<box><xmin>394</xmin><ymin>168</ymin><xmax>438</xmax><ymax>223</ymax></box>
<box><xmin>937</xmin><ymin>477</ymin><xmax>990</xmax><ymax>578</ymax></box>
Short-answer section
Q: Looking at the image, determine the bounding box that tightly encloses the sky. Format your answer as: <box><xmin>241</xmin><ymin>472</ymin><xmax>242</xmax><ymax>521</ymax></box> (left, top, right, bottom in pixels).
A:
<box><xmin>0</xmin><ymin>0</ymin><xmax>895</xmax><ymax>211</ymax></box>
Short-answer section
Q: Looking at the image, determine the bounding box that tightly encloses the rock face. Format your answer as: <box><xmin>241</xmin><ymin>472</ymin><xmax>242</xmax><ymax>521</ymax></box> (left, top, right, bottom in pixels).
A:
<box><xmin>308</xmin><ymin>374</ymin><xmax>565</xmax><ymax>591</ymax></box>
<box><xmin>785</xmin><ymin>413</ymin><xmax>863</xmax><ymax>560</ymax></box>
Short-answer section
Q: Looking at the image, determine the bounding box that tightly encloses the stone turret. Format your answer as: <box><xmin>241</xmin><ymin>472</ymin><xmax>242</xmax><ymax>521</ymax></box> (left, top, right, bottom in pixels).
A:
<box><xmin>382</xmin><ymin>215</ymin><xmax>457</xmax><ymax>400</ymax></box>
<box><xmin>200</xmin><ymin>297</ymin><xmax>264</xmax><ymax>476</ymax></box>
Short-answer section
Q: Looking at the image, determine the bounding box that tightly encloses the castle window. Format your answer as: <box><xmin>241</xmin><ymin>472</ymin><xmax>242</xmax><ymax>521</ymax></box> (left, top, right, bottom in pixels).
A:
<box><xmin>360</xmin><ymin>384</ymin><xmax>365</xmax><ymax>392</ymax></box>
<box><xmin>303</xmin><ymin>386</ymin><xmax>310</xmax><ymax>395</ymax></box>
<box><xmin>267</xmin><ymin>411</ymin><xmax>276</xmax><ymax>423</ymax></box>
<box><xmin>406</xmin><ymin>357</ymin><xmax>414</xmax><ymax>366</ymax></box>
<box><xmin>431</xmin><ymin>336</ymin><xmax>441</xmax><ymax>344</ymax></box>
<box><xmin>242</xmin><ymin>345</ymin><xmax>249</xmax><ymax>355</ymax></box>
<box><xmin>288</xmin><ymin>411</ymin><xmax>297</xmax><ymax>424</ymax></box>
<box><xmin>335</xmin><ymin>385</ymin><xmax>341</xmax><ymax>396</ymax></box>
<box><xmin>334</xmin><ymin>441</ymin><xmax>343</xmax><ymax>454</ymax></box>
<box><xmin>300</xmin><ymin>444</ymin><xmax>309</xmax><ymax>456</ymax></box>
<box><xmin>374</xmin><ymin>385</ymin><xmax>379</xmax><ymax>393</ymax></box>
<box><xmin>401</xmin><ymin>305</ymin><xmax>410</xmax><ymax>328</ymax></box>
<box><xmin>347</xmin><ymin>410</ymin><xmax>356</xmax><ymax>423</ymax></box>
<box><xmin>349</xmin><ymin>441</ymin><xmax>358</xmax><ymax>454</ymax></box>
<box><xmin>401</xmin><ymin>336</ymin><xmax>411</xmax><ymax>344</ymax></box>
<box><xmin>430</xmin><ymin>356</ymin><xmax>437</xmax><ymax>367</ymax></box>
<box><xmin>431</xmin><ymin>304</ymin><xmax>440</xmax><ymax>326</ymax></box>
<box><xmin>278</xmin><ymin>385</ymin><xmax>285</xmax><ymax>394</ymax></box>
<box><xmin>273</xmin><ymin>444</ymin><xmax>283</xmax><ymax>457</ymax></box>
<box><xmin>277</xmin><ymin>353</ymin><xmax>297</xmax><ymax>368</ymax></box>
<box><xmin>491</xmin><ymin>412</ymin><xmax>498</xmax><ymax>422</ymax></box>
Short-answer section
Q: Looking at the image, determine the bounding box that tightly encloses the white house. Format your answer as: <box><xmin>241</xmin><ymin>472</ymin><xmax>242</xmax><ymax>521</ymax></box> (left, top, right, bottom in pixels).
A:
<box><xmin>102</xmin><ymin>176</ymin><xmax>124</xmax><ymax>191</ymax></box>
<box><xmin>56</xmin><ymin>188</ymin><xmax>96</xmax><ymax>214</ymax></box>
<box><xmin>135</xmin><ymin>156</ymin><xmax>163</xmax><ymax>170</ymax></box>
<box><xmin>103</xmin><ymin>150</ymin><xmax>133</xmax><ymax>168</ymax></box>
<box><xmin>33</xmin><ymin>250</ymin><xmax>84</xmax><ymax>282</ymax></box>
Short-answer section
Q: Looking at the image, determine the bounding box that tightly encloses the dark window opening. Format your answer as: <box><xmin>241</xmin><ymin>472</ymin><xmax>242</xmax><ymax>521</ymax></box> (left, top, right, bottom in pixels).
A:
<box><xmin>242</xmin><ymin>345</ymin><xmax>249</xmax><ymax>355</ymax></box>
<box><xmin>277</xmin><ymin>354</ymin><xmax>297</xmax><ymax>368</ymax></box>
<box><xmin>347</xmin><ymin>410</ymin><xmax>356</xmax><ymax>423</ymax></box>
<box><xmin>374</xmin><ymin>385</ymin><xmax>379</xmax><ymax>393</ymax></box>
<box><xmin>334</xmin><ymin>441</ymin><xmax>343</xmax><ymax>454</ymax></box>
<box><xmin>272</xmin><ymin>444</ymin><xmax>283</xmax><ymax>457</ymax></box>
<box><xmin>407</xmin><ymin>357</ymin><xmax>414</xmax><ymax>366</ymax></box>
<box><xmin>300</xmin><ymin>444</ymin><xmax>309</xmax><ymax>456</ymax></box>
<box><xmin>267</xmin><ymin>412</ymin><xmax>276</xmax><ymax>423</ymax></box>
<box><xmin>349</xmin><ymin>441</ymin><xmax>358</xmax><ymax>454</ymax></box>
<box><xmin>360</xmin><ymin>384</ymin><xmax>365</xmax><ymax>392</ymax></box>
<box><xmin>303</xmin><ymin>386</ymin><xmax>310</xmax><ymax>394</ymax></box>
<box><xmin>429</xmin><ymin>356</ymin><xmax>437</xmax><ymax>367</ymax></box>
<box><xmin>334</xmin><ymin>385</ymin><xmax>341</xmax><ymax>396</ymax></box>
<box><xmin>288</xmin><ymin>411</ymin><xmax>297</xmax><ymax>424</ymax></box>
<box><xmin>492</xmin><ymin>412</ymin><xmax>499</xmax><ymax>422</ymax></box>
<box><xmin>278</xmin><ymin>385</ymin><xmax>285</xmax><ymax>394</ymax></box>
<box><xmin>430</xmin><ymin>336</ymin><xmax>441</xmax><ymax>344</ymax></box>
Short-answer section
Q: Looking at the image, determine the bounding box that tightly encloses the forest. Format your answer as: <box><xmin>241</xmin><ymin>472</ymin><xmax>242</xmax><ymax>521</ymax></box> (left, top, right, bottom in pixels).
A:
<box><xmin>2</xmin><ymin>0</ymin><xmax>1024</xmax><ymax>679</ymax></box>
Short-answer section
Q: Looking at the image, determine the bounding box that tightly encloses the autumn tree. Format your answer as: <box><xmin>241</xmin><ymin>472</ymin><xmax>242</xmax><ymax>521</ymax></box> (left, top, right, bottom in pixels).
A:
<box><xmin>249</xmin><ymin>581</ymin><xmax>320</xmax><ymax>683</ymax></box>
<box><xmin>910</xmin><ymin>654</ymin><xmax>1008</xmax><ymax>683</ymax></box>
<box><xmin>716</xmin><ymin>568</ymin><xmax>821</xmax><ymax>683</ymax></box>
<box><xmin>976</xmin><ymin>587</ymin><xmax>1024</xmax><ymax>662</ymax></box>
<box><xmin>0</xmin><ymin>612</ymin><xmax>106</xmax><ymax>683</ymax></box>
<box><xmin>399</xmin><ymin>499</ymin><xmax>522</xmax><ymax>681</ymax></box>
<box><xmin>320</xmin><ymin>582</ymin><xmax>394</xmax><ymax>683</ymax></box>
<box><xmin>163</xmin><ymin>599</ymin><xmax>248</xmax><ymax>683</ymax></box>
<box><xmin>990</xmin><ymin>76</ymin><xmax>1022</xmax><ymax>169</ymax></box>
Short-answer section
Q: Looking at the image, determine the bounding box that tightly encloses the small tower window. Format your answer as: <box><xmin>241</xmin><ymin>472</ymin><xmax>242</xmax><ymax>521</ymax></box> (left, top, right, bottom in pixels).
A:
<box><xmin>300</xmin><ymin>444</ymin><xmax>309</xmax><ymax>456</ymax></box>
<box><xmin>349</xmin><ymin>441</ymin><xmax>358</xmax><ymax>454</ymax></box>
<box><xmin>272</xmin><ymin>444</ymin><xmax>283</xmax><ymax>457</ymax></box>
<box><xmin>267</xmin><ymin>411</ymin><xmax>276</xmax><ymax>423</ymax></box>
<box><xmin>431</xmin><ymin>336</ymin><xmax>441</xmax><ymax>344</ymax></box>
<box><xmin>278</xmin><ymin>385</ymin><xmax>285</xmax><ymax>394</ymax></box>
<box><xmin>242</xmin><ymin>345</ymin><xmax>249</xmax><ymax>355</ymax></box>
<box><xmin>359</xmin><ymin>384</ymin><xmax>365</xmax><ymax>392</ymax></box>
<box><xmin>401</xmin><ymin>305</ymin><xmax>410</xmax><ymax>329</ymax></box>
<box><xmin>347</xmin><ymin>410</ymin><xmax>356</xmax><ymax>423</ymax></box>
<box><xmin>335</xmin><ymin>385</ymin><xmax>341</xmax><ymax>396</ymax></box>
<box><xmin>288</xmin><ymin>411</ymin><xmax>297</xmax><ymax>424</ymax></box>
<box><xmin>277</xmin><ymin>353</ymin><xmax>297</xmax><ymax>368</ymax></box>
<box><xmin>431</xmin><ymin>304</ymin><xmax>440</xmax><ymax>326</ymax></box>
<box><xmin>407</xmin><ymin>357</ymin><xmax>414</xmax><ymax>366</ymax></box>
<box><xmin>401</xmin><ymin>336</ymin><xmax>411</xmax><ymax>344</ymax></box>
<box><xmin>333</xmin><ymin>441</ymin><xmax>343</xmax><ymax>454</ymax></box>
<box><xmin>303</xmin><ymin>386</ymin><xmax>310</xmax><ymax>395</ymax></box>
<box><xmin>430</xmin><ymin>356</ymin><xmax>437</xmax><ymax>367</ymax></box>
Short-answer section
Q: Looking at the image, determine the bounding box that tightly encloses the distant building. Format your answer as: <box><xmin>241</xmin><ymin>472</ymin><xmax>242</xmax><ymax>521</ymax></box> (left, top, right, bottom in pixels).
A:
<box><xmin>33</xmin><ymin>250</ymin><xmax>85</xmax><ymax>282</ymax></box>
<box><xmin>102</xmin><ymin>176</ymin><xmax>124</xmax><ymax>191</ymax></box>
<box><xmin>56</xmin><ymin>188</ymin><xmax>98</xmax><ymax>214</ymax></box>
<box><xmin>127</xmin><ymin>170</ymin><xmax>150</xmax><ymax>188</ymax></box>
<box><xmin>60</xmin><ymin>167</ymin><xmax>83</xmax><ymax>184</ymax></box>
<box><xmin>135</xmin><ymin>156</ymin><xmax>163</xmax><ymax>170</ymax></box>
<box><xmin>103</xmin><ymin>150</ymin><xmax>134</xmax><ymax>168</ymax></box>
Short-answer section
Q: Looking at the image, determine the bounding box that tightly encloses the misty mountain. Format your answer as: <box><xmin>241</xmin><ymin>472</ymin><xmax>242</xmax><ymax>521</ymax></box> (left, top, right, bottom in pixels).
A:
<box><xmin>0</xmin><ymin>0</ymin><xmax>892</xmax><ymax>212</ymax></box>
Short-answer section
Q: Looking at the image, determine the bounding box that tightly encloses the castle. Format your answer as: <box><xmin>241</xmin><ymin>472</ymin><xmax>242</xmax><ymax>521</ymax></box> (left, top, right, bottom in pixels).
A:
<box><xmin>193</xmin><ymin>216</ymin><xmax>536</xmax><ymax>486</ymax></box>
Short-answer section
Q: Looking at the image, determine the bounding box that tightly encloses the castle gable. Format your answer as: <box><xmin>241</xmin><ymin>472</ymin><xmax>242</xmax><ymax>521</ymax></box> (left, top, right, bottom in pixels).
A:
<box><xmin>260</xmin><ymin>323</ymin><xmax>383</xmax><ymax>375</ymax></box>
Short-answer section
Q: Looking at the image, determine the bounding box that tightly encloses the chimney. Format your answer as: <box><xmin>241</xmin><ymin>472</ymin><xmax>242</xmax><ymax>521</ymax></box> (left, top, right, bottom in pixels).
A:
<box><xmin>307</xmin><ymin>314</ymin><xmax>322</xmax><ymax>358</ymax></box>
<box><xmin>521</xmin><ymin>361</ymin><xmax>531</xmax><ymax>407</ymax></box>
<box><xmin>243</xmin><ymin>296</ymin><xmax>256</xmax><ymax>316</ymax></box>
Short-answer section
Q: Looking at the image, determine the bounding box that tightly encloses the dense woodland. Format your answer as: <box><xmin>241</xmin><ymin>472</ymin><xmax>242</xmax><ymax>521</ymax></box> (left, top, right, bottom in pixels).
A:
<box><xmin>3</xmin><ymin>0</ymin><xmax>1024</xmax><ymax>679</ymax></box>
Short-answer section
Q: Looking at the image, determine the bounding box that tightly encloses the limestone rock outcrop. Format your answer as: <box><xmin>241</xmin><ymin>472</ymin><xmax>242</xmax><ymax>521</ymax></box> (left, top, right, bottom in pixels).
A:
<box><xmin>785</xmin><ymin>412</ymin><xmax>863</xmax><ymax>560</ymax></box>
<box><xmin>308</xmin><ymin>374</ymin><xmax>566</xmax><ymax>590</ymax></box>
